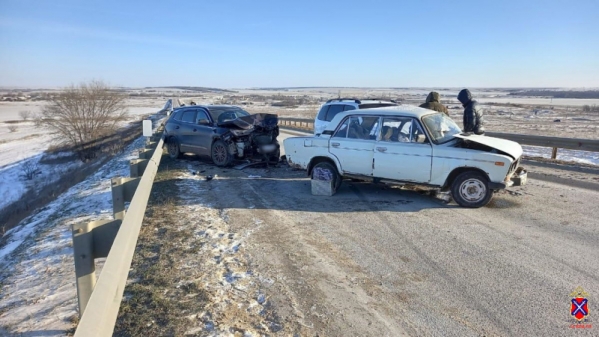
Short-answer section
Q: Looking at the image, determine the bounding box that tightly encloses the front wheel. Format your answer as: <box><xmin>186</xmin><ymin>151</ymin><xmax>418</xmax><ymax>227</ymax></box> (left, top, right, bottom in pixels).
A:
<box><xmin>211</xmin><ymin>139</ymin><xmax>233</xmax><ymax>167</ymax></box>
<box><xmin>451</xmin><ymin>171</ymin><xmax>493</xmax><ymax>208</ymax></box>
<box><xmin>268</xmin><ymin>148</ymin><xmax>281</xmax><ymax>163</ymax></box>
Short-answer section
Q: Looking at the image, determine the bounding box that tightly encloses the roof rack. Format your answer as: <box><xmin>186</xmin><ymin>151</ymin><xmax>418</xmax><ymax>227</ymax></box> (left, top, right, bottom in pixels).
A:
<box><xmin>362</xmin><ymin>97</ymin><xmax>398</xmax><ymax>103</ymax></box>
<box><xmin>326</xmin><ymin>98</ymin><xmax>361</xmax><ymax>104</ymax></box>
<box><xmin>326</xmin><ymin>98</ymin><xmax>399</xmax><ymax>104</ymax></box>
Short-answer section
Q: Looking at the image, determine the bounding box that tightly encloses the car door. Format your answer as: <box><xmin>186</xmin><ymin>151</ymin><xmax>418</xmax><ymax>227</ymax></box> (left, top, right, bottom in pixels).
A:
<box><xmin>178</xmin><ymin>109</ymin><xmax>197</xmax><ymax>153</ymax></box>
<box><xmin>328</xmin><ymin>116</ymin><xmax>379</xmax><ymax>176</ymax></box>
<box><xmin>373</xmin><ymin>117</ymin><xmax>433</xmax><ymax>183</ymax></box>
<box><xmin>189</xmin><ymin>108</ymin><xmax>214</xmax><ymax>155</ymax></box>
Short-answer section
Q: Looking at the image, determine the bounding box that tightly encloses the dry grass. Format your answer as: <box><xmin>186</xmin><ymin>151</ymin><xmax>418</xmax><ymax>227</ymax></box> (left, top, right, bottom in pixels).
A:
<box><xmin>114</xmin><ymin>160</ymin><xmax>209</xmax><ymax>336</ymax></box>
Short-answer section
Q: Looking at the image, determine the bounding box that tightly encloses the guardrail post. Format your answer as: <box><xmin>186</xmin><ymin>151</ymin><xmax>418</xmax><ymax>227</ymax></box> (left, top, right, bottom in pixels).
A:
<box><xmin>138</xmin><ymin>148</ymin><xmax>154</xmax><ymax>160</ymax></box>
<box><xmin>551</xmin><ymin>147</ymin><xmax>558</xmax><ymax>159</ymax></box>
<box><xmin>111</xmin><ymin>177</ymin><xmax>141</xmax><ymax>220</ymax></box>
<box><xmin>130</xmin><ymin>159</ymin><xmax>149</xmax><ymax>178</ymax></box>
<box><xmin>72</xmin><ymin>219</ymin><xmax>122</xmax><ymax>316</ymax></box>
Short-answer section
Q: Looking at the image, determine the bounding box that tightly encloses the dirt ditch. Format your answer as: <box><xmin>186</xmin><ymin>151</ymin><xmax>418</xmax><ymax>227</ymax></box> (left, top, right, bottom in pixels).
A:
<box><xmin>0</xmin><ymin>116</ymin><xmax>157</xmax><ymax>238</ymax></box>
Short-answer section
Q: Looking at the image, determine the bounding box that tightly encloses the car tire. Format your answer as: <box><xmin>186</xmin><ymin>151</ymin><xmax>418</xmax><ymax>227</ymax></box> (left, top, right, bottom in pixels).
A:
<box><xmin>211</xmin><ymin>139</ymin><xmax>233</xmax><ymax>167</ymax></box>
<box><xmin>167</xmin><ymin>137</ymin><xmax>182</xmax><ymax>159</ymax></box>
<box><xmin>311</xmin><ymin>161</ymin><xmax>342</xmax><ymax>193</ymax></box>
<box><xmin>451</xmin><ymin>171</ymin><xmax>493</xmax><ymax>208</ymax></box>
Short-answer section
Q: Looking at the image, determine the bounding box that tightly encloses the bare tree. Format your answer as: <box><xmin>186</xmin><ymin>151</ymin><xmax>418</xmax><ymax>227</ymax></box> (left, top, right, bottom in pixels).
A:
<box><xmin>8</xmin><ymin>125</ymin><xmax>18</xmax><ymax>132</ymax></box>
<box><xmin>22</xmin><ymin>160</ymin><xmax>39</xmax><ymax>180</ymax></box>
<box><xmin>40</xmin><ymin>80</ymin><xmax>128</xmax><ymax>161</ymax></box>
<box><xmin>19</xmin><ymin>110</ymin><xmax>32</xmax><ymax>120</ymax></box>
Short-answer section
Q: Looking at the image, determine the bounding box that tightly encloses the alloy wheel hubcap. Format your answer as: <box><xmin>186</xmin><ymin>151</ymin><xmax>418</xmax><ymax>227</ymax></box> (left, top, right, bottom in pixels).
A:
<box><xmin>214</xmin><ymin>145</ymin><xmax>226</xmax><ymax>163</ymax></box>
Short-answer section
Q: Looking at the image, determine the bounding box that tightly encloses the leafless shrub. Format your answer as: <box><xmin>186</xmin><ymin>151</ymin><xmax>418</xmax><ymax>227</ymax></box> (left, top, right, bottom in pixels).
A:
<box><xmin>8</xmin><ymin>125</ymin><xmax>18</xmax><ymax>132</ymax></box>
<box><xmin>22</xmin><ymin>161</ymin><xmax>39</xmax><ymax>180</ymax></box>
<box><xmin>19</xmin><ymin>110</ymin><xmax>32</xmax><ymax>120</ymax></box>
<box><xmin>39</xmin><ymin>80</ymin><xmax>128</xmax><ymax>161</ymax></box>
<box><xmin>106</xmin><ymin>140</ymin><xmax>124</xmax><ymax>155</ymax></box>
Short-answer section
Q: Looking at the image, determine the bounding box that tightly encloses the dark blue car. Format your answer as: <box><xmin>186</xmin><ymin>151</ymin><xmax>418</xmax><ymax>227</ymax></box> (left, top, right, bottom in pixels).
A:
<box><xmin>164</xmin><ymin>105</ymin><xmax>279</xmax><ymax>167</ymax></box>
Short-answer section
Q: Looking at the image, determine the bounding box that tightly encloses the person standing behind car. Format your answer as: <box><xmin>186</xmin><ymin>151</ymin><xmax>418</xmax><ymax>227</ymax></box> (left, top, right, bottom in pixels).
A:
<box><xmin>419</xmin><ymin>91</ymin><xmax>449</xmax><ymax>115</ymax></box>
<box><xmin>457</xmin><ymin>89</ymin><xmax>485</xmax><ymax>134</ymax></box>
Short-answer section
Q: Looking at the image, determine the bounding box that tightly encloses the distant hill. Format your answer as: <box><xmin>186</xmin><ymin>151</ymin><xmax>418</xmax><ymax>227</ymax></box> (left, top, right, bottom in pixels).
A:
<box><xmin>509</xmin><ymin>90</ymin><xmax>599</xmax><ymax>99</ymax></box>
<box><xmin>145</xmin><ymin>86</ymin><xmax>236</xmax><ymax>93</ymax></box>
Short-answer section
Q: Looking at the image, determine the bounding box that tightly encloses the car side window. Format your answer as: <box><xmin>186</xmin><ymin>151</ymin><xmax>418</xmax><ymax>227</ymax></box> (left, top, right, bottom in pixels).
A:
<box><xmin>380</xmin><ymin>118</ymin><xmax>427</xmax><ymax>143</ymax></box>
<box><xmin>196</xmin><ymin>109</ymin><xmax>209</xmax><ymax>123</ymax></box>
<box><xmin>332</xmin><ymin>118</ymin><xmax>349</xmax><ymax>138</ymax></box>
<box><xmin>181</xmin><ymin>110</ymin><xmax>196</xmax><ymax>123</ymax></box>
<box><xmin>172</xmin><ymin>110</ymin><xmax>184</xmax><ymax>121</ymax></box>
<box><xmin>343</xmin><ymin>105</ymin><xmax>356</xmax><ymax>111</ymax></box>
<box><xmin>317</xmin><ymin>105</ymin><xmax>330</xmax><ymax>121</ymax></box>
<box><xmin>325</xmin><ymin>104</ymin><xmax>345</xmax><ymax>122</ymax></box>
<box><xmin>348</xmin><ymin>116</ymin><xmax>379</xmax><ymax>140</ymax></box>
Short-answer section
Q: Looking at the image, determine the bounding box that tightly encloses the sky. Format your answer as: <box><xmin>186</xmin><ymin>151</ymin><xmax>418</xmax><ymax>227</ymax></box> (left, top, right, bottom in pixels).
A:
<box><xmin>0</xmin><ymin>0</ymin><xmax>598</xmax><ymax>88</ymax></box>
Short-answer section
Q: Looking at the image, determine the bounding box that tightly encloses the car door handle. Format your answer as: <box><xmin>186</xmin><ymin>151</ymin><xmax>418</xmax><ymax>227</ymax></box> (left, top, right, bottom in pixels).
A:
<box><xmin>331</xmin><ymin>142</ymin><xmax>340</xmax><ymax>147</ymax></box>
<box><xmin>376</xmin><ymin>147</ymin><xmax>387</xmax><ymax>152</ymax></box>
<box><xmin>175</xmin><ymin>126</ymin><xmax>180</xmax><ymax>129</ymax></box>
<box><xmin>193</xmin><ymin>129</ymin><xmax>197</xmax><ymax>132</ymax></box>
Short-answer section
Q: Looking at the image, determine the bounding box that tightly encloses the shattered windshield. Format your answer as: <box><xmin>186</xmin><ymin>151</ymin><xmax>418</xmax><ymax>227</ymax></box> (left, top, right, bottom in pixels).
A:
<box><xmin>421</xmin><ymin>113</ymin><xmax>462</xmax><ymax>144</ymax></box>
<box><xmin>208</xmin><ymin>107</ymin><xmax>250</xmax><ymax>124</ymax></box>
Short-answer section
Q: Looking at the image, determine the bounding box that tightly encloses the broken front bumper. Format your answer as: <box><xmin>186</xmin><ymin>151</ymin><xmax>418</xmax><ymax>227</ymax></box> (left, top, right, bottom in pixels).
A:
<box><xmin>510</xmin><ymin>167</ymin><xmax>527</xmax><ymax>186</ymax></box>
<box><xmin>491</xmin><ymin>167</ymin><xmax>528</xmax><ymax>190</ymax></box>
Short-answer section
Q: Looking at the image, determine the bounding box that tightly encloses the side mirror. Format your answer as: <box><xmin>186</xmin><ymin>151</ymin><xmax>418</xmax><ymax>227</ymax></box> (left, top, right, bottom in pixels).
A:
<box><xmin>198</xmin><ymin>119</ymin><xmax>210</xmax><ymax>126</ymax></box>
<box><xmin>416</xmin><ymin>134</ymin><xmax>427</xmax><ymax>143</ymax></box>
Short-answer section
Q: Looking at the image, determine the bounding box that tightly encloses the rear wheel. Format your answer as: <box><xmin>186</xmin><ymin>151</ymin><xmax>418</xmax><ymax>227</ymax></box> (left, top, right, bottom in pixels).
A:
<box><xmin>451</xmin><ymin>171</ymin><xmax>493</xmax><ymax>208</ymax></box>
<box><xmin>311</xmin><ymin>161</ymin><xmax>342</xmax><ymax>193</ymax></box>
<box><xmin>211</xmin><ymin>140</ymin><xmax>233</xmax><ymax>167</ymax></box>
<box><xmin>167</xmin><ymin>137</ymin><xmax>181</xmax><ymax>159</ymax></box>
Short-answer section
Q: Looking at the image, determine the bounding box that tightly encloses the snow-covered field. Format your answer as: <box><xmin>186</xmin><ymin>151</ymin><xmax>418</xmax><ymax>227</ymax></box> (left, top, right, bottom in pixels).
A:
<box><xmin>0</xmin><ymin>99</ymin><xmax>161</xmax><ymax>214</ymax></box>
<box><xmin>0</xmin><ymin>127</ymin><xmax>155</xmax><ymax>335</ymax></box>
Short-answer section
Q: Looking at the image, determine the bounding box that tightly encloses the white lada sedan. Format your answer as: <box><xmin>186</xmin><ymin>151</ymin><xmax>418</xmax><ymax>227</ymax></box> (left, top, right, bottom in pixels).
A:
<box><xmin>283</xmin><ymin>106</ymin><xmax>527</xmax><ymax>208</ymax></box>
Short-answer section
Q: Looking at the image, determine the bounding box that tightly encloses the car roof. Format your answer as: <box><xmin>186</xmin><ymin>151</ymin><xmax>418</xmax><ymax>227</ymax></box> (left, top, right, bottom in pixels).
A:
<box><xmin>326</xmin><ymin>105</ymin><xmax>439</xmax><ymax>129</ymax></box>
<box><xmin>199</xmin><ymin>104</ymin><xmax>243</xmax><ymax>110</ymax></box>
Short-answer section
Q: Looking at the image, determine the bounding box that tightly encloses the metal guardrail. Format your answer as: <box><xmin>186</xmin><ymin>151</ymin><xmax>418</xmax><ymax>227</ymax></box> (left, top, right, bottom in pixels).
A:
<box><xmin>278</xmin><ymin>117</ymin><xmax>599</xmax><ymax>159</ymax></box>
<box><xmin>72</xmin><ymin>126</ymin><xmax>165</xmax><ymax>337</ymax></box>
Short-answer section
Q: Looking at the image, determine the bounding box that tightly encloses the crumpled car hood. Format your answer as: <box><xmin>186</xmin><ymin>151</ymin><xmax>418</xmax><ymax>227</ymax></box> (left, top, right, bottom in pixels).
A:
<box><xmin>453</xmin><ymin>133</ymin><xmax>523</xmax><ymax>159</ymax></box>
<box><xmin>217</xmin><ymin>113</ymin><xmax>278</xmax><ymax>130</ymax></box>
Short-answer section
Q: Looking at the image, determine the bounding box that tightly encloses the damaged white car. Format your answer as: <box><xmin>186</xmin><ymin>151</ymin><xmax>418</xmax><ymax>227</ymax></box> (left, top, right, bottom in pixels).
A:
<box><xmin>283</xmin><ymin>106</ymin><xmax>527</xmax><ymax>208</ymax></box>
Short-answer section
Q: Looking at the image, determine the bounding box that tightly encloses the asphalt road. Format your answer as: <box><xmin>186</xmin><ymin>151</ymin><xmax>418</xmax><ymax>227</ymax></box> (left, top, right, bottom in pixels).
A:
<box><xmin>188</xmin><ymin>130</ymin><xmax>599</xmax><ymax>336</ymax></box>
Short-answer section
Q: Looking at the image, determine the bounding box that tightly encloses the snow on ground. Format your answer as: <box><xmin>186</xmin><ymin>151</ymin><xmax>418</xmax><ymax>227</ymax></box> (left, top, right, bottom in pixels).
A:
<box><xmin>523</xmin><ymin>146</ymin><xmax>599</xmax><ymax>166</ymax></box>
<box><xmin>0</xmin><ymin>153</ymin><xmax>84</xmax><ymax>216</ymax></box>
<box><xmin>0</xmin><ymin>133</ymin><xmax>149</xmax><ymax>335</ymax></box>
<box><xmin>0</xmin><ymin>99</ymin><xmax>163</xmax><ymax>217</ymax></box>
<box><xmin>0</xmin><ymin>121</ymin><xmax>53</xmax><ymax>168</ymax></box>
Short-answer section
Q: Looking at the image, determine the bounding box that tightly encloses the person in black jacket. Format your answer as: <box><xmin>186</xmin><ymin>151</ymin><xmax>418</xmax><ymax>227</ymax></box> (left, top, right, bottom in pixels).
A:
<box><xmin>457</xmin><ymin>89</ymin><xmax>485</xmax><ymax>134</ymax></box>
